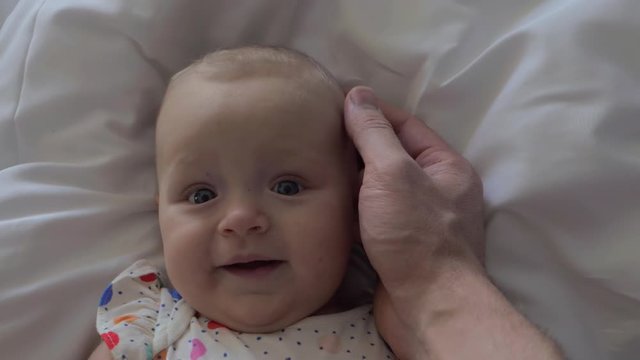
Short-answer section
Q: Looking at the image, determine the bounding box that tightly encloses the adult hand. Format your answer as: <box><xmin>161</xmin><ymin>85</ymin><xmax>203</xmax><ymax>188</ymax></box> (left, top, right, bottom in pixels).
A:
<box><xmin>344</xmin><ymin>86</ymin><xmax>564</xmax><ymax>360</ymax></box>
<box><xmin>344</xmin><ymin>86</ymin><xmax>485</xmax><ymax>290</ymax></box>
<box><xmin>344</xmin><ymin>86</ymin><xmax>484</xmax><ymax>358</ymax></box>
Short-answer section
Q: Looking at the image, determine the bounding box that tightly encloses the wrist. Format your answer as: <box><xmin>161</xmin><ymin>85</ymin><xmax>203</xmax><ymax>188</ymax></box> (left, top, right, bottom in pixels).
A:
<box><xmin>397</xmin><ymin>256</ymin><xmax>486</xmax><ymax>329</ymax></box>
<box><xmin>379</xmin><ymin>258</ymin><xmax>486</xmax><ymax>359</ymax></box>
<box><xmin>390</xmin><ymin>258</ymin><xmax>563</xmax><ymax>360</ymax></box>
<box><xmin>384</xmin><ymin>245</ymin><xmax>485</xmax><ymax>316</ymax></box>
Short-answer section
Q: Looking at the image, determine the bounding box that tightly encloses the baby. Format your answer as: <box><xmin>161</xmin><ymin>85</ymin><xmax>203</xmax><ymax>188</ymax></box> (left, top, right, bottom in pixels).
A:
<box><xmin>90</xmin><ymin>46</ymin><xmax>394</xmax><ymax>359</ymax></box>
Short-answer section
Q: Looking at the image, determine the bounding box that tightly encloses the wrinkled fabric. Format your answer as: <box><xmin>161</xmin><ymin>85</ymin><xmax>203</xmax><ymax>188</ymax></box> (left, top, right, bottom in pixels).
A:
<box><xmin>1</xmin><ymin>1</ymin><xmax>639</xmax><ymax>359</ymax></box>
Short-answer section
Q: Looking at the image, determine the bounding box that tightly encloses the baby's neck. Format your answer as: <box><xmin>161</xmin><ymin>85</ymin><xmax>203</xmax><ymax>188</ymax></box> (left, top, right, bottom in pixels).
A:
<box><xmin>313</xmin><ymin>295</ymin><xmax>353</xmax><ymax>316</ymax></box>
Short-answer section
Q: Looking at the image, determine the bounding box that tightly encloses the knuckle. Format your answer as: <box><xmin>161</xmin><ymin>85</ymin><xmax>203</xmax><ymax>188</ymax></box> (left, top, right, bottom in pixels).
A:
<box><xmin>459</xmin><ymin>161</ymin><xmax>483</xmax><ymax>192</ymax></box>
<box><xmin>356</xmin><ymin>111</ymin><xmax>393</xmax><ymax>132</ymax></box>
<box><xmin>376</xmin><ymin>156</ymin><xmax>418</xmax><ymax>177</ymax></box>
<box><xmin>415</xmin><ymin>148</ymin><xmax>448</xmax><ymax>168</ymax></box>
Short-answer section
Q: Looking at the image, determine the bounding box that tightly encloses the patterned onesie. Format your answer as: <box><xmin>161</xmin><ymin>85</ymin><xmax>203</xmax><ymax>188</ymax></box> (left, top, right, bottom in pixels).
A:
<box><xmin>96</xmin><ymin>260</ymin><xmax>396</xmax><ymax>359</ymax></box>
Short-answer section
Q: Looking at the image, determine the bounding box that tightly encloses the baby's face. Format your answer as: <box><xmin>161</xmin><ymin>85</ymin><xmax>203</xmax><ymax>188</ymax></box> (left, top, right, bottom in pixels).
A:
<box><xmin>156</xmin><ymin>74</ymin><xmax>358</xmax><ymax>332</ymax></box>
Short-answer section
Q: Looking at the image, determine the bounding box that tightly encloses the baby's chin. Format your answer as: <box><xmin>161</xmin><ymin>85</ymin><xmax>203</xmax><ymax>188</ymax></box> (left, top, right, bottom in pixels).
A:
<box><xmin>200</xmin><ymin>297</ymin><xmax>343</xmax><ymax>333</ymax></box>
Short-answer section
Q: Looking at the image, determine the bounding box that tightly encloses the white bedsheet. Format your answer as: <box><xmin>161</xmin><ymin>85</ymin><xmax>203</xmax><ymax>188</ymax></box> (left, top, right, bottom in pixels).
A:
<box><xmin>1</xmin><ymin>1</ymin><xmax>639</xmax><ymax>359</ymax></box>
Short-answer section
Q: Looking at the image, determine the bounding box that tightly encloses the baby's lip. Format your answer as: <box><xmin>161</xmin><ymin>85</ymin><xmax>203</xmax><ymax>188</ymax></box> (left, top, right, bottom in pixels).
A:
<box><xmin>219</xmin><ymin>255</ymin><xmax>285</xmax><ymax>277</ymax></box>
<box><xmin>220</xmin><ymin>255</ymin><xmax>284</xmax><ymax>267</ymax></box>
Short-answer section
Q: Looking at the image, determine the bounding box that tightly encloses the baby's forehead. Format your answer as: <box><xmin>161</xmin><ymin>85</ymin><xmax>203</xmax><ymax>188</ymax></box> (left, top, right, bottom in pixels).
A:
<box><xmin>157</xmin><ymin>77</ymin><xmax>346</xmax><ymax>159</ymax></box>
<box><xmin>157</xmin><ymin>47</ymin><xmax>349</xmax><ymax>169</ymax></box>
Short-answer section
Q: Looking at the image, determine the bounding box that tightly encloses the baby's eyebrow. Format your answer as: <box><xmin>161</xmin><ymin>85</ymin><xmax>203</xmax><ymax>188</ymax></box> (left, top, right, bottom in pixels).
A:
<box><xmin>161</xmin><ymin>154</ymin><xmax>205</xmax><ymax>180</ymax></box>
<box><xmin>170</xmin><ymin>152</ymin><xmax>204</xmax><ymax>169</ymax></box>
<box><xmin>264</xmin><ymin>154</ymin><xmax>327</xmax><ymax>171</ymax></box>
<box><xmin>267</xmin><ymin>146</ymin><xmax>330</xmax><ymax>161</ymax></box>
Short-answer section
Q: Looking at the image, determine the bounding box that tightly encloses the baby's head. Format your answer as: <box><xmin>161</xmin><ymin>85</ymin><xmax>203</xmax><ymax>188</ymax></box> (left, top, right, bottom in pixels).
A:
<box><xmin>155</xmin><ymin>46</ymin><xmax>360</xmax><ymax>332</ymax></box>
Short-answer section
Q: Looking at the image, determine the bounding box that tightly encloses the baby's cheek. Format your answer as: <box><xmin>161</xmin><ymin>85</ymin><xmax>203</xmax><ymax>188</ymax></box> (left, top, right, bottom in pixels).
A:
<box><xmin>163</xmin><ymin>222</ymin><xmax>209</xmax><ymax>257</ymax></box>
<box><xmin>311</xmin><ymin>251</ymin><xmax>349</xmax><ymax>287</ymax></box>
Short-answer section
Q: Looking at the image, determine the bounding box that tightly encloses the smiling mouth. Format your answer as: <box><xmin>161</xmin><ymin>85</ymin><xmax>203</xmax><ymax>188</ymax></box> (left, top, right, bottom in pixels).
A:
<box><xmin>222</xmin><ymin>260</ymin><xmax>284</xmax><ymax>277</ymax></box>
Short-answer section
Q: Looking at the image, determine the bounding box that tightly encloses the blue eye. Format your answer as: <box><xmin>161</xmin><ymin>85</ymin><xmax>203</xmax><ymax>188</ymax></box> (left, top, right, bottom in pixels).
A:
<box><xmin>273</xmin><ymin>180</ymin><xmax>302</xmax><ymax>196</ymax></box>
<box><xmin>188</xmin><ymin>188</ymin><xmax>216</xmax><ymax>204</ymax></box>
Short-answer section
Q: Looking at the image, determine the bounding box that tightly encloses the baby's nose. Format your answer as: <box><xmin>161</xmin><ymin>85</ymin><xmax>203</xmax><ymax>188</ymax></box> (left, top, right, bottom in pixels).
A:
<box><xmin>217</xmin><ymin>207</ymin><xmax>269</xmax><ymax>237</ymax></box>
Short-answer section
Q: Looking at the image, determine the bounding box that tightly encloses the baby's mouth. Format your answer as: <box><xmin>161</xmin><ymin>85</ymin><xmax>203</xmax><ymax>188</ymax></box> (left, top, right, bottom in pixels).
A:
<box><xmin>222</xmin><ymin>260</ymin><xmax>284</xmax><ymax>277</ymax></box>
<box><xmin>223</xmin><ymin>260</ymin><xmax>283</xmax><ymax>270</ymax></box>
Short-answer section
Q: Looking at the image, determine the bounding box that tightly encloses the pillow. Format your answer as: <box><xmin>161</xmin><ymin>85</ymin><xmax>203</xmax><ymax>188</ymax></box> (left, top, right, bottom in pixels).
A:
<box><xmin>1</xmin><ymin>1</ymin><xmax>638</xmax><ymax>359</ymax></box>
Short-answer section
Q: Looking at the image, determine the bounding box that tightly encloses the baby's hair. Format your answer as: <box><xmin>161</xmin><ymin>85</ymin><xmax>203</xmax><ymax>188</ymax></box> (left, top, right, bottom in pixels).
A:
<box><xmin>168</xmin><ymin>45</ymin><xmax>344</xmax><ymax>104</ymax></box>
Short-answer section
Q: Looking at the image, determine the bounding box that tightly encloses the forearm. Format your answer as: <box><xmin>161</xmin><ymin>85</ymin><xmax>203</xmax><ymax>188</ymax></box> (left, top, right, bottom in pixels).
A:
<box><xmin>404</xmin><ymin>261</ymin><xmax>564</xmax><ymax>360</ymax></box>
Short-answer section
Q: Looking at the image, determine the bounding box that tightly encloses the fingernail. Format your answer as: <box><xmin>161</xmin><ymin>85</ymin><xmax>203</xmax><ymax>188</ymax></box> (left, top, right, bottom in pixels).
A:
<box><xmin>349</xmin><ymin>87</ymin><xmax>378</xmax><ymax>110</ymax></box>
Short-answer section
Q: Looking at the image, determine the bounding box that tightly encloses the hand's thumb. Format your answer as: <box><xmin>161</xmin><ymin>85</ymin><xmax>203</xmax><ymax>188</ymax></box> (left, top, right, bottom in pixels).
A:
<box><xmin>344</xmin><ymin>87</ymin><xmax>409</xmax><ymax>167</ymax></box>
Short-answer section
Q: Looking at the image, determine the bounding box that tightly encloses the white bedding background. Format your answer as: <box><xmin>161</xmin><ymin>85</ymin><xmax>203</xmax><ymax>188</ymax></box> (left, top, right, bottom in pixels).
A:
<box><xmin>1</xmin><ymin>1</ymin><xmax>639</xmax><ymax>359</ymax></box>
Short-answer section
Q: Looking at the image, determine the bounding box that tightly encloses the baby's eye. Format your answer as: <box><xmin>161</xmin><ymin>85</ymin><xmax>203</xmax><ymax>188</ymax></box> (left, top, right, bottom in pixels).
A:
<box><xmin>188</xmin><ymin>188</ymin><xmax>217</xmax><ymax>204</ymax></box>
<box><xmin>273</xmin><ymin>180</ymin><xmax>302</xmax><ymax>196</ymax></box>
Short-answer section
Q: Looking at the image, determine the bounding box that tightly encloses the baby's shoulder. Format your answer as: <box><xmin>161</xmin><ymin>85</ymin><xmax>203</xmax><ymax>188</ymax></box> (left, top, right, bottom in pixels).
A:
<box><xmin>97</xmin><ymin>259</ymin><xmax>168</xmax><ymax>310</ymax></box>
<box><xmin>95</xmin><ymin>259</ymin><xmax>193</xmax><ymax>359</ymax></box>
